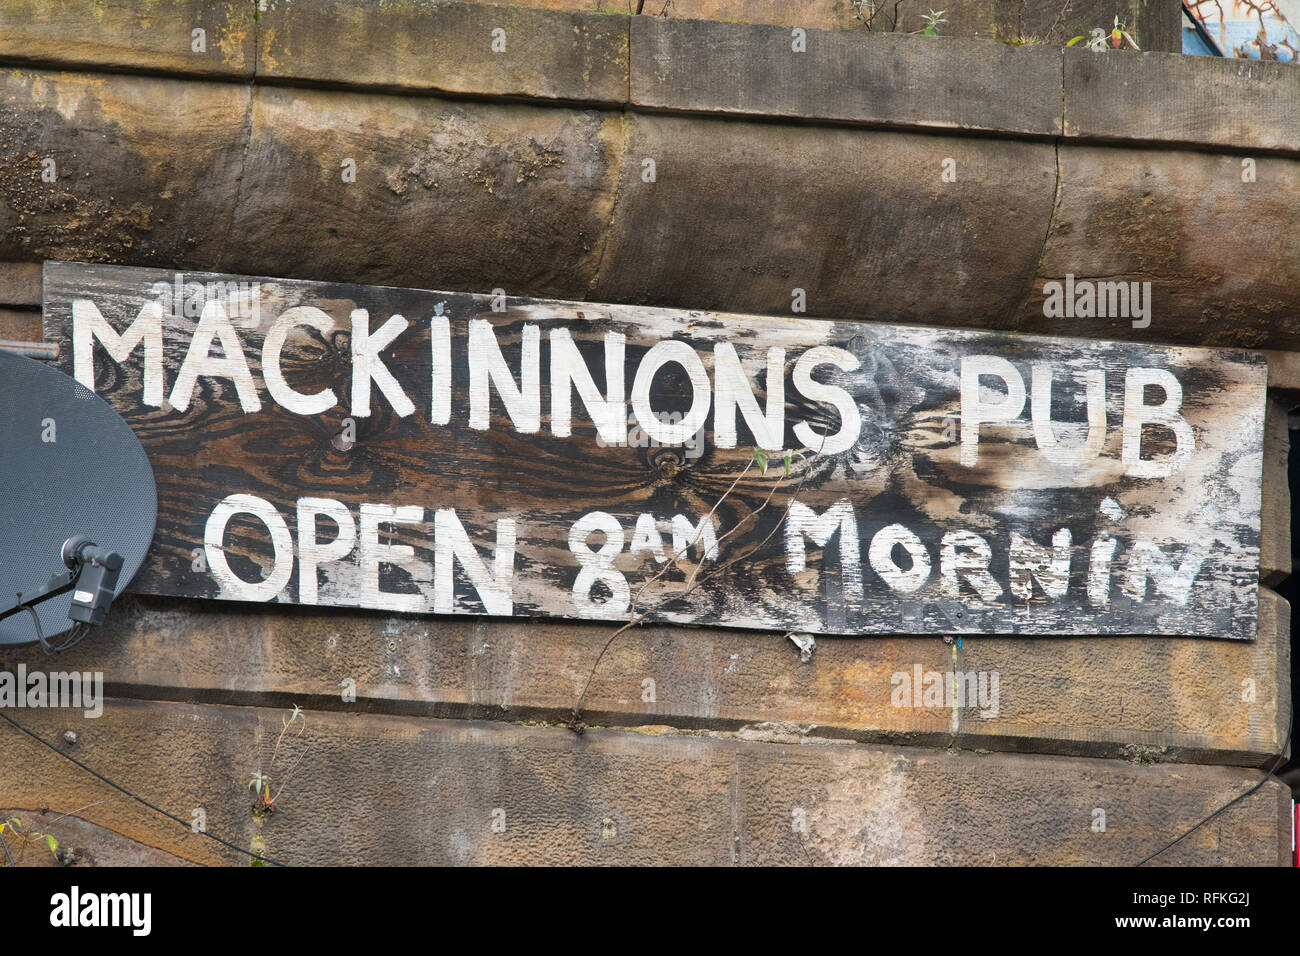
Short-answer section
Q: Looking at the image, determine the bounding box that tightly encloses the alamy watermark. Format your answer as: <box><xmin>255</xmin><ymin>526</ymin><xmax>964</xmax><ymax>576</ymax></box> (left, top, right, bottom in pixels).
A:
<box><xmin>147</xmin><ymin>272</ymin><xmax>262</xmax><ymax>323</ymax></box>
<box><xmin>50</xmin><ymin>886</ymin><xmax>151</xmax><ymax>936</ymax></box>
<box><xmin>0</xmin><ymin>665</ymin><xmax>104</xmax><ymax>718</ymax></box>
<box><xmin>1043</xmin><ymin>274</ymin><xmax>1151</xmax><ymax>329</ymax></box>
<box><xmin>596</xmin><ymin>410</ymin><xmax>705</xmax><ymax>459</ymax></box>
<box><xmin>890</xmin><ymin>663</ymin><xmax>1000</xmax><ymax>718</ymax></box>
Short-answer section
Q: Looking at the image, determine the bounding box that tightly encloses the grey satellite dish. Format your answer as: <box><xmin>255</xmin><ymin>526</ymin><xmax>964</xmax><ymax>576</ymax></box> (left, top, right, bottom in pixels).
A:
<box><xmin>0</xmin><ymin>349</ymin><xmax>156</xmax><ymax>647</ymax></box>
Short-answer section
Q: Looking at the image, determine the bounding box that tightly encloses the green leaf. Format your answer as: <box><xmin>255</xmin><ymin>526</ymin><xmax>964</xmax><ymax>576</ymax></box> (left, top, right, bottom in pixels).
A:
<box><xmin>784</xmin><ymin>453</ymin><xmax>792</xmax><ymax>477</ymax></box>
<box><xmin>752</xmin><ymin>448</ymin><xmax>768</xmax><ymax>475</ymax></box>
<box><xmin>1066</xmin><ymin>35</ymin><xmax>1084</xmax><ymax>46</ymax></box>
<box><xmin>45</xmin><ymin>834</ymin><xmax>58</xmax><ymax>853</ymax></box>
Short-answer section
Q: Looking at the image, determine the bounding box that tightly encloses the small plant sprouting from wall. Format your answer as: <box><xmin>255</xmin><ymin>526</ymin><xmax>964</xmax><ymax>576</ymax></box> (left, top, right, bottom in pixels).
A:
<box><xmin>1061</xmin><ymin>17</ymin><xmax>1140</xmax><ymax>50</ymax></box>
<box><xmin>1</xmin><ymin>815</ymin><xmax>66</xmax><ymax>866</ymax></box>
<box><xmin>851</xmin><ymin>0</ymin><xmax>911</xmax><ymax>32</ymax></box>
<box><xmin>244</xmin><ymin>705</ymin><xmax>308</xmax><ymax>865</ymax></box>
<box><xmin>247</xmin><ymin>705</ymin><xmax>307</xmax><ymax>820</ymax></box>
<box><xmin>921</xmin><ymin>10</ymin><xmax>949</xmax><ymax>35</ymax></box>
<box><xmin>850</xmin><ymin>0</ymin><xmax>1133</xmax><ymax>47</ymax></box>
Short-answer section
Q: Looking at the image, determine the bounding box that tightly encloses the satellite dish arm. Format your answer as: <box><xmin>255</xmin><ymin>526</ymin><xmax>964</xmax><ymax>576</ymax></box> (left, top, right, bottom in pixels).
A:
<box><xmin>0</xmin><ymin>536</ymin><xmax>124</xmax><ymax>627</ymax></box>
<box><xmin>0</xmin><ymin>563</ymin><xmax>81</xmax><ymax>624</ymax></box>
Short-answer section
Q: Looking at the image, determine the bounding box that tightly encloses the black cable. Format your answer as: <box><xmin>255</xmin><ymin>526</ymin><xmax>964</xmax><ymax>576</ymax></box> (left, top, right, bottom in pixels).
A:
<box><xmin>15</xmin><ymin>601</ymin><xmax>45</xmax><ymax>652</ymax></box>
<box><xmin>12</xmin><ymin>600</ymin><xmax>90</xmax><ymax>654</ymax></box>
<box><xmin>1136</xmin><ymin>703</ymin><xmax>1293</xmax><ymax>866</ymax></box>
<box><xmin>13</xmin><ymin>594</ymin><xmax>86</xmax><ymax>654</ymax></box>
<box><xmin>0</xmin><ymin>710</ymin><xmax>286</xmax><ymax>867</ymax></box>
<box><xmin>43</xmin><ymin>622</ymin><xmax>89</xmax><ymax>654</ymax></box>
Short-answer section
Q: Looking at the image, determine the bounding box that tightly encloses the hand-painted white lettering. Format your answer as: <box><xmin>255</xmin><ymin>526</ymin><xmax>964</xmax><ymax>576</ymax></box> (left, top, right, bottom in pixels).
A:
<box><xmin>468</xmin><ymin>318</ymin><xmax>540</xmax><ymax>432</ymax></box>
<box><xmin>785</xmin><ymin>499</ymin><xmax>863</xmax><ymax>601</ymax></box>
<box><xmin>73</xmin><ymin>298</ymin><xmax>164</xmax><ymax>407</ymax></box>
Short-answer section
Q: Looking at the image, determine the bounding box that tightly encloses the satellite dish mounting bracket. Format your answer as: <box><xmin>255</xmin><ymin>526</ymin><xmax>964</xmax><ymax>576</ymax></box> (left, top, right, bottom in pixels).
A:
<box><xmin>0</xmin><ymin>537</ymin><xmax>125</xmax><ymax>639</ymax></box>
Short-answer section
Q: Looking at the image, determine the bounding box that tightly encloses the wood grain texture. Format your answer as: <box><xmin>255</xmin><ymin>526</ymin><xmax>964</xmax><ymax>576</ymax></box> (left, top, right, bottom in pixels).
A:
<box><xmin>0</xmin><ymin>699</ymin><xmax>1289</xmax><ymax>865</ymax></box>
<box><xmin>43</xmin><ymin>261</ymin><xmax>1267</xmax><ymax>638</ymax></box>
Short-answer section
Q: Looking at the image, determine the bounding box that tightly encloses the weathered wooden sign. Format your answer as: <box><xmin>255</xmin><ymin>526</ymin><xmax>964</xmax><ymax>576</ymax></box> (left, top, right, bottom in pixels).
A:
<box><xmin>42</xmin><ymin>262</ymin><xmax>1266</xmax><ymax>639</ymax></box>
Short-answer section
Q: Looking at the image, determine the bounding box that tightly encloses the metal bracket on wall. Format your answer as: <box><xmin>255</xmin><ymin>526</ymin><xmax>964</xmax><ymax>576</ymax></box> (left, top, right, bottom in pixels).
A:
<box><xmin>0</xmin><ymin>339</ymin><xmax>57</xmax><ymax>360</ymax></box>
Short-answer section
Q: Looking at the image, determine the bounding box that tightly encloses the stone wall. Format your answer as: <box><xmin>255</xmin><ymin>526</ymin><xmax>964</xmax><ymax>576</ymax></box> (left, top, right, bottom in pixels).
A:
<box><xmin>0</xmin><ymin>1</ymin><xmax>1292</xmax><ymax>865</ymax></box>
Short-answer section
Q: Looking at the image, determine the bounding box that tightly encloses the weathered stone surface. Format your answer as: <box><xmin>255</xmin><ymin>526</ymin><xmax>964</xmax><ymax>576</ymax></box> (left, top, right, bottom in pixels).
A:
<box><xmin>592</xmin><ymin>112</ymin><xmax>1057</xmax><ymax>325</ymax></box>
<box><xmin>0</xmin><ymin>5</ymin><xmax>1220</xmax><ymax>146</ymax></box>
<box><xmin>952</xmin><ymin>587</ymin><xmax>1290</xmax><ymax>766</ymax></box>
<box><xmin>0</xmin><ymin>262</ymin><xmax>41</xmax><ymax>305</ymax></box>
<box><xmin>0</xmin><ymin>69</ymin><xmax>620</xmax><ymax>297</ymax></box>
<box><xmin>632</xmin><ymin>18</ymin><xmax>1062</xmax><ymax>136</ymax></box>
<box><xmin>1262</xmin><ymin>350</ymin><xmax>1300</xmax><ymax>392</ymax></box>
<box><xmin>996</xmin><ymin>0</ymin><xmax>1179</xmax><ymax>52</ymax></box>
<box><xmin>736</xmin><ymin>740</ymin><xmax>1291</xmax><ymax>865</ymax></box>
<box><xmin>0</xmin><ymin>808</ymin><xmax>193</xmax><ymax>867</ymax></box>
<box><xmin>258</xmin><ymin>0</ymin><xmax>629</xmax><ymax>103</ymax></box>
<box><xmin>0</xmin><ymin>1</ymin><xmax>1182</xmax><ymax>82</ymax></box>
<box><xmin>217</xmin><ymin>85</ymin><xmax>623</xmax><ymax>297</ymax></box>
<box><xmin>1261</xmin><ymin>396</ymin><xmax>1292</xmax><ymax>587</ymax></box>
<box><xmin>1065</xmin><ymin>47</ymin><xmax>1300</xmax><ymax>153</ymax></box>
<box><xmin>0</xmin><ymin>42</ymin><xmax>1294</xmax><ymax>345</ymax></box>
<box><xmin>0</xmin><ymin>307</ymin><xmax>40</xmax><ymax>341</ymax></box>
<box><xmin>0</xmin><ymin>69</ymin><xmax>248</xmax><ymax>270</ymax></box>
<box><xmin>0</xmin><ymin>0</ymin><xmax>254</xmax><ymax>78</ymax></box>
<box><xmin>592</xmin><ymin>0</ymin><xmax>1185</xmax><ymax>51</ymax></box>
<box><xmin>6</xmin><ymin>585</ymin><xmax>1287</xmax><ymax>767</ymax></box>
<box><xmin>0</xmin><ymin>1</ymin><xmax>1289</xmax><ymax>873</ymax></box>
<box><xmin>0</xmin><ymin>701</ymin><xmax>1288</xmax><ymax>865</ymax></box>
<box><xmin>1019</xmin><ymin>145</ymin><xmax>1300</xmax><ymax>349</ymax></box>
